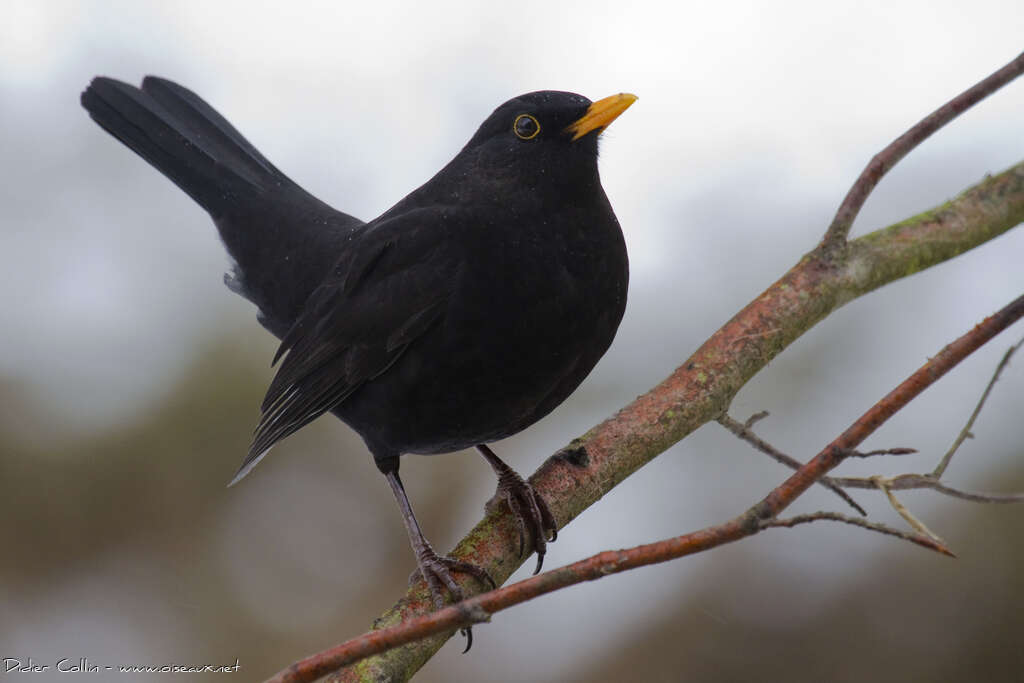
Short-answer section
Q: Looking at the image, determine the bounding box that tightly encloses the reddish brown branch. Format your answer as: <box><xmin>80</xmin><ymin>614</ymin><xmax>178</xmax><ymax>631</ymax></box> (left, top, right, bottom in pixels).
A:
<box><xmin>267</xmin><ymin>293</ymin><xmax>1024</xmax><ymax>683</ymax></box>
<box><xmin>717</xmin><ymin>412</ymin><xmax>867</xmax><ymax>514</ymax></box>
<box><xmin>819</xmin><ymin>50</ymin><xmax>1024</xmax><ymax>252</ymax></box>
<box><xmin>754</xmin><ymin>293</ymin><xmax>1024</xmax><ymax>519</ymax></box>
<box><xmin>269</xmin><ymin>531</ymin><xmax>741</xmax><ymax>683</ymax></box>
<box><xmin>830</xmin><ymin>339</ymin><xmax>1024</xmax><ymax>504</ymax></box>
<box><xmin>728</xmin><ymin>339</ymin><xmax>1022</xmax><ymax>505</ymax></box>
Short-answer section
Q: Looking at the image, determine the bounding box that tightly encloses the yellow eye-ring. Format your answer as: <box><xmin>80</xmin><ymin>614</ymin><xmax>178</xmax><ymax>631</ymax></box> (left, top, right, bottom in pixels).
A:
<box><xmin>513</xmin><ymin>114</ymin><xmax>540</xmax><ymax>140</ymax></box>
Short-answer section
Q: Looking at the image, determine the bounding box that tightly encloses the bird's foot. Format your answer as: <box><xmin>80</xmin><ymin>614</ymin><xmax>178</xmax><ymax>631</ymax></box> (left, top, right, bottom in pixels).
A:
<box><xmin>409</xmin><ymin>546</ymin><xmax>496</xmax><ymax>652</ymax></box>
<box><xmin>486</xmin><ymin>466</ymin><xmax>558</xmax><ymax>574</ymax></box>
<box><xmin>410</xmin><ymin>547</ymin><xmax>496</xmax><ymax>606</ymax></box>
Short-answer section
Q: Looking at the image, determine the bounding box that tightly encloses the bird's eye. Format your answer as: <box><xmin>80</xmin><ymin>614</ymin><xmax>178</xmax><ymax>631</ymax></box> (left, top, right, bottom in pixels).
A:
<box><xmin>513</xmin><ymin>114</ymin><xmax>540</xmax><ymax>140</ymax></box>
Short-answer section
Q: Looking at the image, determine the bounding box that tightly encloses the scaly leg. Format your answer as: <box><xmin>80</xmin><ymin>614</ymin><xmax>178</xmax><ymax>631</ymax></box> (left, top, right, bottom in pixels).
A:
<box><xmin>476</xmin><ymin>444</ymin><xmax>557</xmax><ymax>574</ymax></box>
<box><xmin>384</xmin><ymin>469</ymin><xmax>494</xmax><ymax>649</ymax></box>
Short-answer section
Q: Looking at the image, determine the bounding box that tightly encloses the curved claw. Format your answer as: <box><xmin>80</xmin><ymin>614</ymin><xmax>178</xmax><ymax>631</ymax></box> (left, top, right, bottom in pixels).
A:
<box><xmin>410</xmin><ymin>553</ymin><xmax>496</xmax><ymax>603</ymax></box>
<box><xmin>409</xmin><ymin>548</ymin><xmax>495</xmax><ymax>652</ymax></box>
<box><xmin>485</xmin><ymin>459</ymin><xmax>558</xmax><ymax>573</ymax></box>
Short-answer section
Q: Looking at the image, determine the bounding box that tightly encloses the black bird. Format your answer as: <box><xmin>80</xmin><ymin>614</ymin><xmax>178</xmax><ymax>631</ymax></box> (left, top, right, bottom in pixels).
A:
<box><xmin>81</xmin><ymin>77</ymin><xmax>634</xmax><ymax>612</ymax></box>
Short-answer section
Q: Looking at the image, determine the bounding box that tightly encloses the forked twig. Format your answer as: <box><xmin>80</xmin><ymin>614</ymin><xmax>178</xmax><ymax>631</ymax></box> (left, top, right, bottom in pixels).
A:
<box><xmin>762</xmin><ymin>511</ymin><xmax>954</xmax><ymax>556</ymax></box>
<box><xmin>934</xmin><ymin>339</ymin><xmax>1022</xmax><ymax>477</ymax></box>
<box><xmin>718</xmin><ymin>412</ymin><xmax>866</xmax><ymax>515</ymax></box>
<box><xmin>830</xmin><ymin>474</ymin><xmax>1024</xmax><ymax>503</ymax></box>
<box><xmin>871</xmin><ymin>476</ymin><xmax>944</xmax><ymax>543</ymax></box>
<box><xmin>820</xmin><ymin>50</ymin><xmax>1024</xmax><ymax>251</ymax></box>
<box><xmin>725</xmin><ymin>338</ymin><xmax>1022</xmax><ymax>506</ymax></box>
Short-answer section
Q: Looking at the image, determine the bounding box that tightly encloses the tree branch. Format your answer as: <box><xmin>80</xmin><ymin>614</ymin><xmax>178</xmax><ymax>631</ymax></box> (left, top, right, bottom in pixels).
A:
<box><xmin>754</xmin><ymin>293</ymin><xmax>1024</xmax><ymax>520</ymax></box>
<box><xmin>724</xmin><ymin>339</ymin><xmax>1023</xmax><ymax>506</ymax></box>
<box><xmin>717</xmin><ymin>412</ymin><xmax>867</xmax><ymax>515</ymax></box>
<box><xmin>270</xmin><ymin>293</ymin><xmax>1023</xmax><ymax>683</ymax></box>
<box><xmin>819</xmin><ymin>50</ymin><xmax>1024</xmax><ymax>252</ymax></box>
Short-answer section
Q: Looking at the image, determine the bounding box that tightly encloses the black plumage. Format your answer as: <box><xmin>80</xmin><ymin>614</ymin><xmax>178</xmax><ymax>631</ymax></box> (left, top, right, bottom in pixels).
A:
<box><xmin>81</xmin><ymin>77</ymin><xmax>634</xmax><ymax>617</ymax></box>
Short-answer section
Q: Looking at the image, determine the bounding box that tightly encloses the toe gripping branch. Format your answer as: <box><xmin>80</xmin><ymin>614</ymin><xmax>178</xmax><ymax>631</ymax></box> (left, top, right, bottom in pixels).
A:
<box><xmin>477</xmin><ymin>444</ymin><xmax>558</xmax><ymax>574</ymax></box>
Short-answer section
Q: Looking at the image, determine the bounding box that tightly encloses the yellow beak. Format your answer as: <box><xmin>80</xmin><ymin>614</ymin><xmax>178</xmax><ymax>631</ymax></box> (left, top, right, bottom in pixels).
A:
<box><xmin>566</xmin><ymin>93</ymin><xmax>638</xmax><ymax>141</ymax></box>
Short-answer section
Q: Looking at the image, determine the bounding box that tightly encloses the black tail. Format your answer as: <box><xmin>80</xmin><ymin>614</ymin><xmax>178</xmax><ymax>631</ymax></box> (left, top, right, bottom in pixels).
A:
<box><xmin>82</xmin><ymin>76</ymin><xmax>287</xmax><ymax>217</ymax></box>
<box><xmin>81</xmin><ymin>76</ymin><xmax>364</xmax><ymax>337</ymax></box>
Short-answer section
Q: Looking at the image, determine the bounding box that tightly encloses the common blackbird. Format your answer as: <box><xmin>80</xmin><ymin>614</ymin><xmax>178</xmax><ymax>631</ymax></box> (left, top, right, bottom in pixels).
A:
<box><xmin>81</xmin><ymin>77</ymin><xmax>635</xmax><ymax>616</ymax></box>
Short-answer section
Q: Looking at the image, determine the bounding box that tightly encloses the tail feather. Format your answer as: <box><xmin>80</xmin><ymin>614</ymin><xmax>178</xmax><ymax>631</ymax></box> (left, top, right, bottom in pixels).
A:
<box><xmin>142</xmin><ymin>76</ymin><xmax>282</xmax><ymax>183</ymax></box>
<box><xmin>83</xmin><ymin>76</ymin><xmax>288</xmax><ymax>217</ymax></box>
<box><xmin>81</xmin><ymin>76</ymin><xmax>365</xmax><ymax>335</ymax></box>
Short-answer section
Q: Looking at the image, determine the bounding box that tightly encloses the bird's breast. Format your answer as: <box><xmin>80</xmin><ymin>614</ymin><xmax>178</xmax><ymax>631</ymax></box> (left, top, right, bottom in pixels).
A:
<box><xmin>341</xmin><ymin>201</ymin><xmax>628</xmax><ymax>455</ymax></box>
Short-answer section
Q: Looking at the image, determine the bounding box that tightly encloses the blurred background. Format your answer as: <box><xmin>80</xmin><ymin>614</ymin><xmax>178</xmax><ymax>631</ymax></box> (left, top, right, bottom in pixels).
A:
<box><xmin>2</xmin><ymin>1</ymin><xmax>1023</xmax><ymax>681</ymax></box>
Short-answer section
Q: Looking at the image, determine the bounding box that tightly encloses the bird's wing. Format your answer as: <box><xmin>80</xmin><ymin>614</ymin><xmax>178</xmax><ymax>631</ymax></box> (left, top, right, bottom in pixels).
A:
<box><xmin>234</xmin><ymin>207</ymin><xmax>462</xmax><ymax>480</ymax></box>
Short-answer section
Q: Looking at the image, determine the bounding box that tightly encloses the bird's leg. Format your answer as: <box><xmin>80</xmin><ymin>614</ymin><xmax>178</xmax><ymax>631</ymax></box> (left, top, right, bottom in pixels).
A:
<box><xmin>476</xmin><ymin>444</ymin><xmax>557</xmax><ymax>574</ymax></box>
<box><xmin>384</xmin><ymin>469</ymin><xmax>495</xmax><ymax>637</ymax></box>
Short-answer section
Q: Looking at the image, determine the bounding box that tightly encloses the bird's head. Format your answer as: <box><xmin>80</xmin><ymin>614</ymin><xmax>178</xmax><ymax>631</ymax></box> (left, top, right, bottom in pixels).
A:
<box><xmin>460</xmin><ymin>90</ymin><xmax>637</xmax><ymax>194</ymax></box>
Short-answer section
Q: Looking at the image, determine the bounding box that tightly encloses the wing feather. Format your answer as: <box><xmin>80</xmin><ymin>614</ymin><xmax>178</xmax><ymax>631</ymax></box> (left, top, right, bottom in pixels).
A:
<box><xmin>234</xmin><ymin>209</ymin><xmax>460</xmax><ymax>479</ymax></box>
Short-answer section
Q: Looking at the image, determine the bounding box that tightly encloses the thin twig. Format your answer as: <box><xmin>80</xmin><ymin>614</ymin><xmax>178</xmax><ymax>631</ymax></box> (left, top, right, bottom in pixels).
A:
<box><xmin>270</xmin><ymin>294</ymin><xmax>1024</xmax><ymax>683</ymax></box>
<box><xmin>744</xmin><ymin>410</ymin><xmax>770</xmax><ymax>429</ymax></box>
<box><xmin>830</xmin><ymin>473</ymin><xmax>1024</xmax><ymax>504</ymax></box>
<box><xmin>718</xmin><ymin>413</ymin><xmax>866</xmax><ymax>515</ymax></box>
<box><xmin>848</xmin><ymin>447</ymin><xmax>917</xmax><ymax>457</ymax></box>
<box><xmin>871</xmin><ymin>476</ymin><xmax>944</xmax><ymax>543</ymax></box>
<box><xmin>933</xmin><ymin>338</ymin><xmax>1022</xmax><ymax>477</ymax></box>
<box><xmin>762</xmin><ymin>511</ymin><xmax>955</xmax><ymax>556</ymax></box>
<box><xmin>819</xmin><ymin>51</ymin><xmax>1024</xmax><ymax>251</ymax></box>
